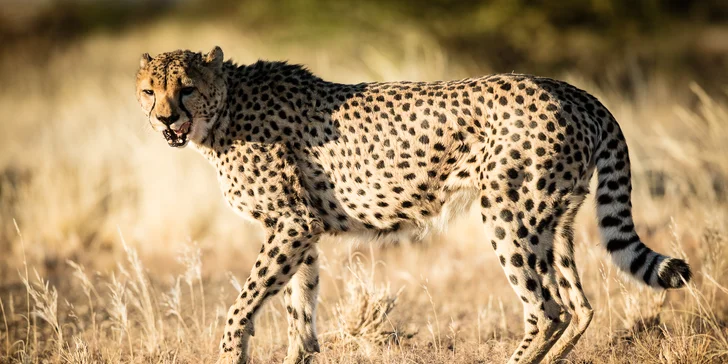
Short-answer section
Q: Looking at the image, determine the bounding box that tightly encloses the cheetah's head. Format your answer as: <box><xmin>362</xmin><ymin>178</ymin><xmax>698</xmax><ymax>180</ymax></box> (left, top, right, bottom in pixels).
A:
<box><xmin>136</xmin><ymin>46</ymin><xmax>227</xmax><ymax>148</ymax></box>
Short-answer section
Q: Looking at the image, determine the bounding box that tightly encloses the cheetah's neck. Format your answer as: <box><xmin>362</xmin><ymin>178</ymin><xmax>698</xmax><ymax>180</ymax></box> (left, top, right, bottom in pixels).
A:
<box><xmin>189</xmin><ymin>60</ymin><xmax>332</xmax><ymax>163</ymax></box>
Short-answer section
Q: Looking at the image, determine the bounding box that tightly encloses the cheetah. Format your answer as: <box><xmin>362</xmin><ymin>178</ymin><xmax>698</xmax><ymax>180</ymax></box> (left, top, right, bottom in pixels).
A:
<box><xmin>135</xmin><ymin>46</ymin><xmax>692</xmax><ymax>364</ymax></box>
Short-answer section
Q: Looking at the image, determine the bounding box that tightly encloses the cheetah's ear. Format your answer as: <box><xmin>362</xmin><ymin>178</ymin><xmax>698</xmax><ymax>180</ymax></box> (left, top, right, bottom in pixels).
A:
<box><xmin>204</xmin><ymin>46</ymin><xmax>224</xmax><ymax>70</ymax></box>
<box><xmin>139</xmin><ymin>53</ymin><xmax>152</xmax><ymax>68</ymax></box>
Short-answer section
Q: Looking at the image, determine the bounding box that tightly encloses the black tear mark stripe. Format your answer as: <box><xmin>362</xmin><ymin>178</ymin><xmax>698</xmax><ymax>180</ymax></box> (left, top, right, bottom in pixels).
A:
<box><xmin>150</xmin><ymin>96</ymin><xmax>156</xmax><ymax>120</ymax></box>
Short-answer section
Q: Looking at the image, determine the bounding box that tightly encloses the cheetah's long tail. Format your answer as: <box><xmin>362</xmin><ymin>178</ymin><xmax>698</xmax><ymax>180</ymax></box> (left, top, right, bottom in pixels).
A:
<box><xmin>594</xmin><ymin>120</ymin><xmax>691</xmax><ymax>289</ymax></box>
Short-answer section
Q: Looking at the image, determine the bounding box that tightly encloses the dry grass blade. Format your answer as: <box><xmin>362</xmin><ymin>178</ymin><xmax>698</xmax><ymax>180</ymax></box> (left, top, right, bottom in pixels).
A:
<box><xmin>117</xmin><ymin>229</ymin><xmax>163</xmax><ymax>354</ymax></box>
<box><xmin>60</xmin><ymin>336</ymin><xmax>92</xmax><ymax>364</ymax></box>
<box><xmin>106</xmin><ymin>272</ymin><xmax>132</xmax><ymax>359</ymax></box>
<box><xmin>177</xmin><ymin>241</ymin><xmax>205</xmax><ymax>332</ymax></box>
<box><xmin>162</xmin><ymin>276</ymin><xmax>190</xmax><ymax>338</ymax></box>
<box><xmin>20</xmin><ymin>269</ymin><xmax>63</xmax><ymax>357</ymax></box>
<box><xmin>1</xmin><ymin>297</ymin><xmax>10</xmax><ymax>357</ymax></box>
<box><xmin>66</xmin><ymin>260</ymin><xmax>98</xmax><ymax>347</ymax></box>
<box><xmin>334</xmin><ymin>256</ymin><xmax>407</xmax><ymax>352</ymax></box>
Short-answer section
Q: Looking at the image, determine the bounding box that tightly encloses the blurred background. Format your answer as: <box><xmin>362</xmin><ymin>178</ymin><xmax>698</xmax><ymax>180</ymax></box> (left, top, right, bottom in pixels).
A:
<box><xmin>1</xmin><ymin>1</ymin><xmax>728</xmax><ymax>362</ymax></box>
<box><xmin>5</xmin><ymin>0</ymin><xmax>728</xmax><ymax>84</ymax></box>
<box><xmin>3</xmin><ymin>0</ymin><xmax>728</xmax><ymax>270</ymax></box>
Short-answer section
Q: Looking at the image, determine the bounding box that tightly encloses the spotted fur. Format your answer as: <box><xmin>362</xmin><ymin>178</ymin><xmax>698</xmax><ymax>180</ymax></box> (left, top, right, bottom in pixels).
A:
<box><xmin>135</xmin><ymin>46</ymin><xmax>691</xmax><ymax>364</ymax></box>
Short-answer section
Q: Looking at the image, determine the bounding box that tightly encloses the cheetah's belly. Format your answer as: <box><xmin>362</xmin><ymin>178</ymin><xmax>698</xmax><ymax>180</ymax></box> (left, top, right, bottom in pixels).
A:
<box><xmin>328</xmin><ymin>186</ymin><xmax>480</xmax><ymax>245</ymax></box>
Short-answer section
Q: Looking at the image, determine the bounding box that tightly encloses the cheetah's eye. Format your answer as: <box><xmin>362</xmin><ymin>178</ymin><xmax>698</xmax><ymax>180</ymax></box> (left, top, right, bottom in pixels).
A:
<box><xmin>142</xmin><ymin>89</ymin><xmax>154</xmax><ymax>96</ymax></box>
<box><xmin>181</xmin><ymin>87</ymin><xmax>195</xmax><ymax>96</ymax></box>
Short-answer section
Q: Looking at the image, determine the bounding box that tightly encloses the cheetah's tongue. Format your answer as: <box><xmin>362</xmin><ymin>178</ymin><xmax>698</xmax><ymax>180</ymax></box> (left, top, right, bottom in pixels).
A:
<box><xmin>174</xmin><ymin>122</ymin><xmax>191</xmax><ymax>136</ymax></box>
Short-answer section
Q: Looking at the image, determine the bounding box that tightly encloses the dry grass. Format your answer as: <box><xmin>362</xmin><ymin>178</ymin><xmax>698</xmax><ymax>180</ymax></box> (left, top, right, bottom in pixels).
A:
<box><xmin>1</xmin><ymin>20</ymin><xmax>728</xmax><ymax>363</ymax></box>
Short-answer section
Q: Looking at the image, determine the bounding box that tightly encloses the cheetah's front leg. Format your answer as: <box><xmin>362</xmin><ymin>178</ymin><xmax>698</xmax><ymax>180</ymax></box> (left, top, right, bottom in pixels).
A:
<box><xmin>217</xmin><ymin>218</ymin><xmax>320</xmax><ymax>364</ymax></box>
<box><xmin>283</xmin><ymin>248</ymin><xmax>320</xmax><ymax>364</ymax></box>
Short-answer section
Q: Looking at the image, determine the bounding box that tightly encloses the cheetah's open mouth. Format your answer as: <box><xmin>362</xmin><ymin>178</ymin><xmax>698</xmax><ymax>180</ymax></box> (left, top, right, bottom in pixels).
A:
<box><xmin>162</xmin><ymin>122</ymin><xmax>191</xmax><ymax>148</ymax></box>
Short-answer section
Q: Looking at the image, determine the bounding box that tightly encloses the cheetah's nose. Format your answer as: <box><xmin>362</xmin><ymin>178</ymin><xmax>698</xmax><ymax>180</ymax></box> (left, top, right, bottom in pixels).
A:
<box><xmin>156</xmin><ymin>113</ymin><xmax>180</xmax><ymax>125</ymax></box>
<box><xmin>173</xmin><ymin>121</ymin><xmax>191</xmax><ymax>136</ymax></box>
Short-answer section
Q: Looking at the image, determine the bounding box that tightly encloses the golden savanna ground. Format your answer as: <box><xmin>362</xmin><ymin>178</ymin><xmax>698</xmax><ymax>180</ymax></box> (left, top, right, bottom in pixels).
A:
<box><xmin>2</xmin><ymin>6</ymin><xmax>728</xmax><ymax>363</ymax></box>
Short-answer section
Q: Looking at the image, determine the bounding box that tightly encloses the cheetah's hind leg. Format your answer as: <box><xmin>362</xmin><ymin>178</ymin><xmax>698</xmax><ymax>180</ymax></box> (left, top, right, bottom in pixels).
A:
<box><xmin>481</xmin><ymin>195</ymin><xmax>570</xmax><ymax>364</ymax></box>
<box><xmin>545</xmin><ymin>190</ymin><xmax>594</xmax><ymax>362</ymax></box>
